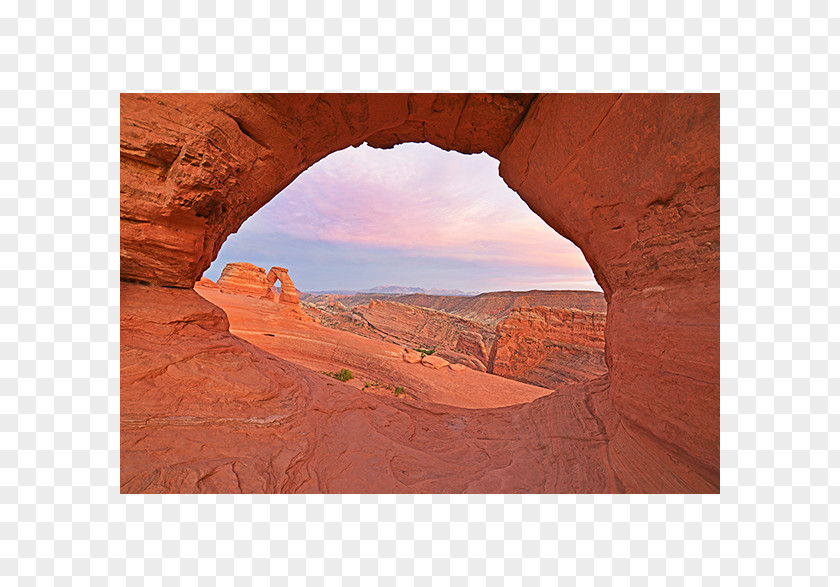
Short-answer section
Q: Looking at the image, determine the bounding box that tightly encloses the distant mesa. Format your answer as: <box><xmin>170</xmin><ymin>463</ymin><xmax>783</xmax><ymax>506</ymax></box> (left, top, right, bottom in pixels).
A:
<box><xmin>303</xmin><ymin>285</ymin><xmax>479</xmax><ymax>297</ymax></box>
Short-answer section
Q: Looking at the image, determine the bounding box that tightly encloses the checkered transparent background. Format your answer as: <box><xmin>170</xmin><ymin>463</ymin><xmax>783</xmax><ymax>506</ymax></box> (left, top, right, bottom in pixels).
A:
<box><xmin>1</xmin><ymin>0</ymin><xmax>836</xmax><ymax>584</ymax></box>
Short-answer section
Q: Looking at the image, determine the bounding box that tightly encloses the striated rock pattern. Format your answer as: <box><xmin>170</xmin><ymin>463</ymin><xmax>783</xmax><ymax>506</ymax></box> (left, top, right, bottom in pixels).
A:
<box><xmin>420</xmin><ymin>354</ymin><xmax>450</xmax><ymax>369</ymax></box>
<box><xmin>121</xmin><ymin>93</ymin><xmax>720</xmax><ymax>492</ymax></box>
<box><xmin>455</xmin><ymin>331</ymin><xmax>490</xmax><ymax>364</ymax></box>
<box><xmin>489</xmin><ymin>306</ymin><xmax>607</xmax><ymax>388</ymax></box>
<box><xmin>433</xmin><ymin>349</ymin><xmax>487</xmax><ymax>373</ymax></box>
<box><xmin>357</xmin><ymin>300</ymin><xmax>494</xmax><ymax>367</ymax></box>
<box><xmin>194</xmin><ymin>285</ymin><xmax>554</xmax><ymax>410</ymax></box>
<box><xmin>267</xmin><ymin>266</ymin><xmax>300</xmax><ymax>306</ymax></box>
<box><xmin>215</xmin><ymin>262</ymin><xmax>311</xmax><ymax>322</ymax></box>
<box><xmin>196</xmin><ymin>276</ymin><xmax>218</xmax><ymax>288</ymax></box>
<box><xmin>122</xmin><ymin>282</ymin><xmax>715</xmax><ymax>493</ymax></box>
<box><xmin>216</xmin><ymin>262</ymin><xmax>276</xmax><ymax>299</ymax></box>
<box><xmin>498</xmin><ymin>94</ymin><xmax>720</xmax><ymax>475</ymax></box>
<box><xmin>304</xmin><ymin>289</ymin><xmax>607</xmax><ymax>327</ymax></box>
<box><xmin>304</xmin><ymin>298</ymin><xmax>495</xmax><ymax>371</ymax></box>
<box><xmin>385</xmin><ymin>290</ymin><xmax>607</xmax><ymax>326</ymax></box>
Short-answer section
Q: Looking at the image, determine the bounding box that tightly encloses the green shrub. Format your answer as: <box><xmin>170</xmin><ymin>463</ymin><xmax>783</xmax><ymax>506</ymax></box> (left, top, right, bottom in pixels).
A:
<box><xmin>323</xmin><ymin>368</ymin><xmax>354</xmax><ymax>382</ymax></box>
<box><xmin>394</xmin><ymin>386</ymin><xmax>405</xmax><ymax>397</ymax></box>
<box><xmin>335</xmin><ymin>368</ymin><xmax>354</xmax><ymax>382</ymax></box>
<box><xmin>414</xmin><ymin>347</ymin><xmax>436</xmax><ymax>356</ymax></box>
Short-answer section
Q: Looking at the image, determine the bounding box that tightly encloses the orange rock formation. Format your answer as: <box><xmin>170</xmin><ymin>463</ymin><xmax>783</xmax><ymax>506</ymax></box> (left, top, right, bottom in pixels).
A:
<box><xmin>214</xmin><ymin>262</ymin><xmax>311</xmax><ymax>321</ymax></box>
<box><xmin>216</xmin><ymin>262</ymin><xmax>276</xmax><ymax>299</ymax></box>
<box><xmin>121</xmin><ymin>93</ymin><xmax>720</xmax><ymax>493</ymax></box>
<box><xmin>489</xmin><ymin>307</ymin><xmax>607</xmax><ymax>388</ymax></box>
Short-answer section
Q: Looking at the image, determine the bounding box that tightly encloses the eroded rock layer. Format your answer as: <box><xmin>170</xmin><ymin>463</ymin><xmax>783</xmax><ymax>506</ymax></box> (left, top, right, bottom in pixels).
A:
<box><xmin>268</xmin><ymin>266</ymin><xmax>301</xmax><ymax>306</ymax></box>
<box><xmin>489</xmin><ymin>306</ymin><xmax>607</xmax><ymax>388</ymax></box>
<box><xmin>215</xmin><ymin>262</ymin><xmax>312</xmax><ymax>322</ymax></box>
<box><xmin>303</xmin><ymin>289</ymin><xmax>607</xmax><ymax>327</ymax></box>
<box><xmin>193</xmin><ymin>286</ymin><xmax>550</xmax><ymax>409</ymax></box>
<box><xmin>216</xmin><ymin>262</ymin><xmax>275</xmax><ymax>299</ymax></box>
<box><xmin>304</xmin><ymin>299</ymin><xmax>495</xmax><ymax>371</ymax></box>
<box><xmin>122</xmin><ymin>282</ymin><xmax>715</xmax><ymax>493</ymax></box>
<box><xmin>121</xmin><ymin>93</ymin><xmax>720</xmax><ymax>492</ymax></box>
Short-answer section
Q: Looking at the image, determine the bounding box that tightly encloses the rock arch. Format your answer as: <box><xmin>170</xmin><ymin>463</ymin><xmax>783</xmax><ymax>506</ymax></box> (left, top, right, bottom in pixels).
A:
<box><xmin>120</xmin><ymin>93</ymin><xmax>719</xmax><ymax>493</ymax></box>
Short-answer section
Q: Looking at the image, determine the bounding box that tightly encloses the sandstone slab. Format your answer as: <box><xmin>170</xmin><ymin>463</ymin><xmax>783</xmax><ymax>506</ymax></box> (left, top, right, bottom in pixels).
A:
<box><xmin>421</xmin><ymin>355</ymin><xmax>449</xmax><ymax>369</ymax></box>
<box><xmin>402</xmin><ymin>350</ymin><xmax>422</xmax><ymax>364</ymax></box>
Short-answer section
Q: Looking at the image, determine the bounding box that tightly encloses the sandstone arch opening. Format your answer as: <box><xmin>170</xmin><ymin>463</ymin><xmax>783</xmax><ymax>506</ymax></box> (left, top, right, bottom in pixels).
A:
<box><xmin>196</xmin><ymin>142</ymin><xmax>609</xmax><ymax>408</ymax></box>
<box><xmin>121</xmin><ymin>93</ymin><xmax>720</xmax><ymax>493</ymax></box>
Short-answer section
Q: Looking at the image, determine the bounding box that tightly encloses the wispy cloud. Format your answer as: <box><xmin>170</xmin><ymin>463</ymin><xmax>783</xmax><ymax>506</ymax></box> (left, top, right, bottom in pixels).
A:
<box><xmin>217</xmin><ymin>143</ymin><xmax>600</xmax><ymax>292</ymax></box>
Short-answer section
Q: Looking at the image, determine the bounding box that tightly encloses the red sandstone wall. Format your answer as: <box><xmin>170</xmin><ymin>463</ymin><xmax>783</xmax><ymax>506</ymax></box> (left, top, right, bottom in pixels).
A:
<box><xmin>120</xmin><ymin>93</ymin><xmax>533</xmax><ymax>287</ymax></box>
<box><xmin>497</xmin><ymin>93</ymin><xmax>720</xmax><ymax>474</ymax></box>
<box><xmin>489</xmin><ymin>306</ymin><xmax>607</xmax><ymax>388</ymax></box>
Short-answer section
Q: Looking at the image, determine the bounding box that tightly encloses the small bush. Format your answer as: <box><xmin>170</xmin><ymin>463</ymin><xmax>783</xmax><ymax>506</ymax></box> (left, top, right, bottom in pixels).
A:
<box><xmin>335</xmin><ymin>368</ymin><xmax>354</xmax><ymax>382</ymax></box>
<box><xmin>415</xmin><ymin>347</ymin><xmax>436</xmax><ymax>356</ymax></box>
<box><xmin>323</xmin><ymin>368</ymin><xmax>354</xmax><ymax>382</ymax></box>
<box><xmin>394</xmin><ymin>386</ymin><xmax>405</xmax><ymax>397</ymax></box>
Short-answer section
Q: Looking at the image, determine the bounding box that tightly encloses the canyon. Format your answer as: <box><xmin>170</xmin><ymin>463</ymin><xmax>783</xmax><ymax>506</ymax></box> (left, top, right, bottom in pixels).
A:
<box><xmin>301</xmin><ymin>286</ymin><xmax>608</xmax><ymax>386</ymax></box>
<box><xmin>120</xmin><ymin>93</ymin><xmax>720</xmax><ymax>493</ymax></box>
<box><xmin>489</xmin><ymin>307</ymin><xmax>607</xmax><ymax>387</ymax></box>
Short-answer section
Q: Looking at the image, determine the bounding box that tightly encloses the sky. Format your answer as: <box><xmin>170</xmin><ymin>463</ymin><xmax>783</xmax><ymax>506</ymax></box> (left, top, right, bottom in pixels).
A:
<box><xmin>205</xmin><ymin>142</ymin><xmax>601</xmax><ymax>294</ymax></box>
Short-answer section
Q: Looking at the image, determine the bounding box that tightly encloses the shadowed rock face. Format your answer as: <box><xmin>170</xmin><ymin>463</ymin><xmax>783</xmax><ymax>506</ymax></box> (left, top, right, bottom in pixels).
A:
<box><xmin>120</xmin><ymin>93</ymin><xmax>720</xmax><ymax>493</ymax></box>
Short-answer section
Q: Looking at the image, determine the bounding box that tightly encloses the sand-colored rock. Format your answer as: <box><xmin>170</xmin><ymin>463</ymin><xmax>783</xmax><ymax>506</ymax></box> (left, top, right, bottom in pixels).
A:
<box><xmin>216</xmin><ymin>262</ymin><xmax>275</xmax><ymax>299</ymax></box>
<box><xmin>402</xmin><ymin>350</ymin><xmax>422</xmax><ymax>364</ymax></box>
<box><xmin>195</xmin><ymin>286</ymin><xmax>554</xmax><ymax>410</ymax></box>
<box><xmin>215</xmin><ymin>262</ymin><xmax>312</xmax><ymax>322</ymax></box>
<box><xmin>489</xmin><ymin>307</ymin><xmax>607</xmax><ymax>388</ymax></box>
<box><xmin>122</xmin><ymin>282</ymin><xmax>716</xmax><ymax>493</ymax></box>
<box><xmin>433</xmin><ymin>350</ymin><xmax>487</xmax><ymax>373</ymax></box>
<box><xmin>304</xmin><ymin>297</ymin><xmax>495</xmax><ymax>370</ymax></box>
<box><xmin>449</xmin><ymin>364</ymin><xmax>466</xmax><ymax>372</ymax></box>
<box><xmin>384</xmin><ymin>290</ymin><xmax>607</xmax><ymax>325</ymax></box>
<box><xmin>498</xmin><ymin>94</ymin><xmax>720</xmax><ymax>474</ymax></box>
<box><xmin>267</xmin><ymin>266</ymin><xmax>300</xmax><ymax>306</ymax></box>
<box><xmin>304</xmin><ymin>289</ymin><xmax>607</xmax><ymax>327</ymax></box>
<box><xmin>455</xmin><ymin>331</ymin><xmax>489</xmax><ymax>364</ymax></box>
<box><xmin>420</xmin><ymin>354</ymin><xmax>449</xmax><ymax>369</ymax></box>
<box><xmin>196</xmin><ymin>276</ymin><xmax>218</xmax><ymax>288</ymax></box>
<box><xmin>358</xmin><ymin>299</ymin><xmax>493</xmax><ymax>366</ymax></box>
<box><xmin>121</xmin><ymin>93</ymin><xmax>720</xmax><ymax>492</ymax></box>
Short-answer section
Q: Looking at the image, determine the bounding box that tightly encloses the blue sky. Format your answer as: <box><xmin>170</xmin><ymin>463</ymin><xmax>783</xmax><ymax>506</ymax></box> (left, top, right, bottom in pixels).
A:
<box><xmin>205</xmin><ymin>143</ymin><xmax>601</xmax><ymax>294</ymax></box>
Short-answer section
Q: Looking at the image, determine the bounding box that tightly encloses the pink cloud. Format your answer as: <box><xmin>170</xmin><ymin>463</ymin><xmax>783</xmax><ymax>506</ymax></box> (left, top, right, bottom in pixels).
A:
<box><xmin>242</xmin><ymin>143</ymin><xmax>595</xmax><ymax>276</ymax></box>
